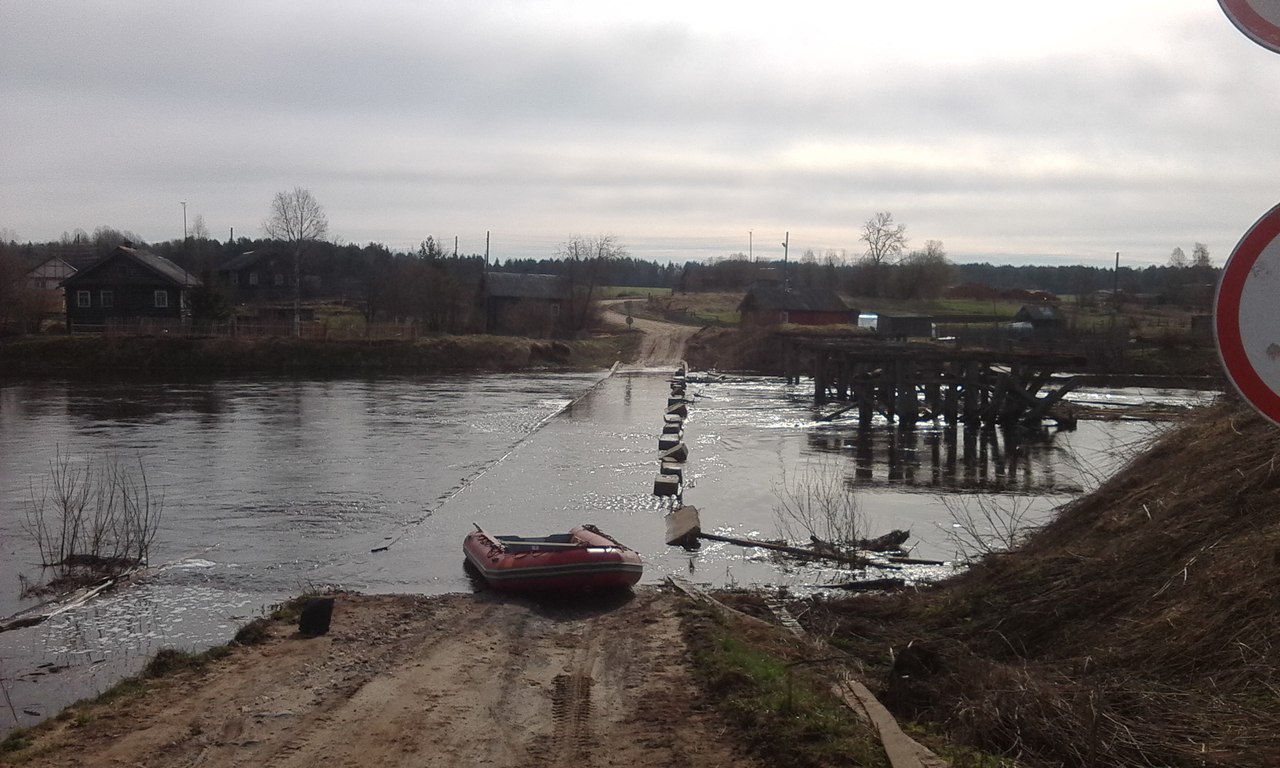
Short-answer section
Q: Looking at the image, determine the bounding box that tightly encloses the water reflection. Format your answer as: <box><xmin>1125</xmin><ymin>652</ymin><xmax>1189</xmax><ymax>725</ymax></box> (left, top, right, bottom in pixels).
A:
<box><xmin>63</xmin><ymin>380</ymin><xmax>229</xmax><ymax>427</ymax></box>
<box><xmin>806</xmin><ymin>424</ymin><xmax>1081</xmax><ymax>494</ymax></box>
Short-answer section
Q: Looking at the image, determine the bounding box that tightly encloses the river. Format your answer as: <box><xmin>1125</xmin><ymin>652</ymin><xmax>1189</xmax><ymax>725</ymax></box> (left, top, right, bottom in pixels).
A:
<box><xmin>0</xmin><ymin>369</ymin><xmax>1214</xmax><ymax>733</ymax></box>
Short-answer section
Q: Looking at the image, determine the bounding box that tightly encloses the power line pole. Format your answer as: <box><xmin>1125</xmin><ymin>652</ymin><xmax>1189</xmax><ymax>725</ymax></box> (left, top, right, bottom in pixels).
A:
<box><xmin>782</xmin><ymin>231</ymin><xmax>789</xmax><ymax>289</ymax></box>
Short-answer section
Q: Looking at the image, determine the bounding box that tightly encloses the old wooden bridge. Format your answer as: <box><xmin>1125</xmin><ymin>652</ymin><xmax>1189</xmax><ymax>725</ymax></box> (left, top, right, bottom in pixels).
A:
<box><xmin>784</xmin><ymin>338</ymin><xmax>1087</xmax><ymax>428</ymax></box>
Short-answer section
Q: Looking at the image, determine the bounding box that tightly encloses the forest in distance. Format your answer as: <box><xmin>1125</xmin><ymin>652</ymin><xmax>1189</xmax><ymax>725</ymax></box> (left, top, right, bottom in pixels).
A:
<box><xmin>3</xmin><ymin>224</ymin><xmax>1221</xmax><ymax>301</ymax></box>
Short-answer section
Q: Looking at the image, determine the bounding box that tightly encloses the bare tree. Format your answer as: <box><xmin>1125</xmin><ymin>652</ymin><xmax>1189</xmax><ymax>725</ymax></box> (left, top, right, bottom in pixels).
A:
<box><xmin>191</xmin><ymin>214</ymin><xmax>209</xmax><ymax>241</ymax></box>
<box><xmin>23</xmin><ymin>450</ymin><xmax>163</xmax><ymax>591</ymax></box>
<box><xmin>560</xmin><ymin>234</ymin><xmax>626</xmax><ymax>335</ymax></box>
<box><xmin>0</xmin><ymin>244</ymin><xmax>39</xmax><ymax>333</ymax></box>
<box><xmin>263</xmin><ymin>187</ymin><xmax>329</xmax><ymax>336</ymax></box>
<box><xmin>1168</xmin><ymin>246</ymin><xmax>1188</xmax><ymax>268</ymax></box>
<box><xmin>859</xmin><ymin>211</ymin><xmax>908</xmax><ymax>297</ymax></box>
<box><xmin>773</xmin><ymin>457</ymin><xmax>864</xmax><ymax>554</ymax></box>
<box><xmin>938</xmin><ymin>493</ymin><xmax>1038</xmax><ymax>563</ymax></box>
<box><xmin>889</xmin><ymin>239</ymin><xmax>952</xmax><ymax>300</ymax></box>
<box><xmin>1191</xmin><ymin>242</ymin><xmax>1212</xmax><ymax>268</ymax></box>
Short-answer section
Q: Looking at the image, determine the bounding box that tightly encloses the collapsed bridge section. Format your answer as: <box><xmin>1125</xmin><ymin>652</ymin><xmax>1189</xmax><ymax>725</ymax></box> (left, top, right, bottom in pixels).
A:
<box><xmin>785</xmin><ymin>338</ymin><xmax>1087</xmax><ymax>428</ymax></box>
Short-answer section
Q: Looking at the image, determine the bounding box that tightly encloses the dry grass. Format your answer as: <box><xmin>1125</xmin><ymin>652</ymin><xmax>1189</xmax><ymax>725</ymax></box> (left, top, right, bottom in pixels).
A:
<box><xmin>796</xmin><ymin>396</ymin><xmax>1280</xmax><ymax>767</ymax></box>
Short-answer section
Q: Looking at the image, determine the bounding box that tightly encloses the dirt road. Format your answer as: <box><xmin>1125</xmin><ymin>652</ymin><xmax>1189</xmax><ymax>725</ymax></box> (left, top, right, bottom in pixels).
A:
<box><xmin>602</xmin><ymin>303</ymin><xmax>698</xmax><ymax>366</ymax></box>
<box><xmin>12</xmin><ymin>590</ymin><xmax>758</xmax><ymax>768</ymax></box>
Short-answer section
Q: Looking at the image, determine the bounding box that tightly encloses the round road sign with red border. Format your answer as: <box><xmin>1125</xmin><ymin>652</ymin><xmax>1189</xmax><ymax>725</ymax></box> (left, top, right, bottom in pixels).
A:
<box><xmin>1216</xmin><ymin>202</ymin><xmax>1280</xmax><ymax>425</ymax></box>
<box><xmin>1219</xmin><ymin>0</ymin><xmax>1280</xmax><ymax>54</ymax></box>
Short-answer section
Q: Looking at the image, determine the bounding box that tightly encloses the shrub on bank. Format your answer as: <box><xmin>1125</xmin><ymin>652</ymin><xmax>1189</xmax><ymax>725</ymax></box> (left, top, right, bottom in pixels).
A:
<box><xmin>0</xmin><ymin>333</ymin><xmax>635</xmax><ymax>376</ymax></box>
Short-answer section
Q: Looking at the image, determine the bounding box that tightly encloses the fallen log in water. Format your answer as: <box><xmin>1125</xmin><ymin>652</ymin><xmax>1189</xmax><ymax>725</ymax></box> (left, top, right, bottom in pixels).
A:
<box><xmin>664</xmin><ymin>505</ymin><xmax>878</xmax><ymax>568</ymax></box>
<box><xmin>700</xmin><ymin>531</ymin><xmax>874</xmax><ymax>567</ymax></box>
<box><xmin>828</xmin><ymin>577</ymin><xmax>907</xmax><ymax>592</ymax></box>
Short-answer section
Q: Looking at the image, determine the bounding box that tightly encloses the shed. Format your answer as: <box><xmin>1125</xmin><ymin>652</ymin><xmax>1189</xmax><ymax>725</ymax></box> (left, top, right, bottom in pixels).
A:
<box><xmin>876</xmin><ymin>313</ymin><xmax>935</xmax><ymax>339</ymax></box>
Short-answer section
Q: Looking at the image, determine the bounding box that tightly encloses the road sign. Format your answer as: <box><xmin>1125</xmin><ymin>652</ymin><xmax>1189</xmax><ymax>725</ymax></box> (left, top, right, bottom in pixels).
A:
<box><xmin>1219</xmin><ymin>0</ymin><xmax>1280</xmax><ymax>54</ymax></box>
<box><xmin>1216</xmin><ymin>202</ymin><xmax>1280</xmax><ymax>425</ymax></box>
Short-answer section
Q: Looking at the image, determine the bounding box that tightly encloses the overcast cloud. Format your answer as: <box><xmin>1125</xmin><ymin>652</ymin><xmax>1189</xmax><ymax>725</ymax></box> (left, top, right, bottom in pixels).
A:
<box><xmin>3</xmin><ymin>0</ymin><xmax>1280</xmax><ymax>266</ymax></box>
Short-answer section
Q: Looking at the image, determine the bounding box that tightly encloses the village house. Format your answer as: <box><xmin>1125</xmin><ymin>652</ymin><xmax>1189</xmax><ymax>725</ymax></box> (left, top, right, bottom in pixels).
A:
<box><xmin>1013</xmin><ymin>304</ymin><xmax>1068</xmax><ymax>335</ymax></box>
<box><xmin>737</xmin><ymin>282</ymin><xmax>852</xmax><ymax>327</ymax></box>
<box><xmin>481</xmin><ymin>272</ymin><xmax>572</xmax><ymax>336</ymax></box>
<box><xmin>217</xmin><ymin>250</ymin><xmax>296</xmax><ymax>305</ymax></box>
<box><xmin>61</xmin><ymin>245</ymin><xmax>200</xmax><ymax>330</ymax></box>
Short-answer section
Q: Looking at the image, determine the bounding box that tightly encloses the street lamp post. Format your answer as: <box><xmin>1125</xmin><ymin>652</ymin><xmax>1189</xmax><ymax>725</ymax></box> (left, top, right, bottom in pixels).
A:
<box><xmin>181</xmin><ymin>200</ymin><xmax>188</xmax><ymax>242</ymax></box>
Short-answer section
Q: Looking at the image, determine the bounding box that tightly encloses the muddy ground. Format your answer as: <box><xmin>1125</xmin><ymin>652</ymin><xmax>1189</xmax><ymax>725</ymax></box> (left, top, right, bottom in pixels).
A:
<box><xmin>6</xmin><ymin>589</ymin><xmax>762</xmax><ymax>768</ymax></box>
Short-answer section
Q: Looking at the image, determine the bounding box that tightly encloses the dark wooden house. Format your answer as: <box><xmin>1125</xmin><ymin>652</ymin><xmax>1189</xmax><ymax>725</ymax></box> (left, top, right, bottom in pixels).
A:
<box><xmin>217</xmin><ymin>250</ymin><xmax>297</xmax><ymax>305</ymax></box>
<box><xmin>1013</xmin><ymin>304</ymin><xmax>1067</xmax><ymax>334</ymax></box>
<box><xmin>481</xmin><ymin>272</ymin><xmax>572</xmax><ymax>336</ymax></box>
<box><xmin>61</xmin><ymin>246</ymin><xmax>200</xmax><ymax>330</ymax></box>
<box><xmin>738</xmin><ymin>282</ymin><xmax>852</xmax><ymax>327</ymax></box>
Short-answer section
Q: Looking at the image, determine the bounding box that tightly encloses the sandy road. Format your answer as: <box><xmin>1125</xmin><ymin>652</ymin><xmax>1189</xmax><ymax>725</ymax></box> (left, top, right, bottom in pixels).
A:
<box><xmin>14</xmin><ymin>590</ymin><xmax>759</xmax><ymax>768</ymax></box>
<box><xmin>601</xmin><ymin>302</ymin><xmax>698</xmax><ymax>367</ymax></box>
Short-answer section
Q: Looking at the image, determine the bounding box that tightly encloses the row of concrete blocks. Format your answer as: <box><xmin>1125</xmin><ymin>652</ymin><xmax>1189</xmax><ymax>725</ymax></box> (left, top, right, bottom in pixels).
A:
<box><xmin>654</xmin><ymin>362</ymin><xmax>690</xmax><ymax>497</ymax></box>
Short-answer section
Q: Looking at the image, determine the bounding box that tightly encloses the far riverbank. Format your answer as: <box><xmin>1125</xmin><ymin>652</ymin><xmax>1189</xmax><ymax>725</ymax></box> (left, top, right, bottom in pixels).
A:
<box><xmin>0</xmin><ymin>333</ymin><xmax>638</xmax><ymax>377</ymax></box>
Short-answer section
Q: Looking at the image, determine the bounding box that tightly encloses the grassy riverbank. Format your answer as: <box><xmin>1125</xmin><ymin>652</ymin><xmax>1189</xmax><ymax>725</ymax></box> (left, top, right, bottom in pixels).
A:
<box><xmin>776</xmin><ymin>396</ymin><xmax>1280</xmax><ymax>766</ymax></box>
<box><xmin>0</xmin><ymin>332</ymin><xmax>639</xmax><ymax>376</ymax></box>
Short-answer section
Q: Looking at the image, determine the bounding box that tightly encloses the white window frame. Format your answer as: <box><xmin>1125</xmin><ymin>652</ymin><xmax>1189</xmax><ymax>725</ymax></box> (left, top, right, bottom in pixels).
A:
<box><xmin>153</xmin><ymin>290</ymin><xmax>169</xmax><ymax>308</ymax></box>
<box><xmin>100</xmin><ymin>290</ymin><xmax>114</xmax><ymax>308</ymax></box>
<box><xmin>76</xmin><ymin>290</ymin><xmax>91</xmax><ymax>308</ymax></box>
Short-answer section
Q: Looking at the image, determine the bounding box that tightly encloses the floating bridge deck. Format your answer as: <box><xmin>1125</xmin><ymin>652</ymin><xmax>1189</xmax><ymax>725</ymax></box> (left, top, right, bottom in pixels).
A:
<box><xmin>784</xmin><ymin>338</ymin><xmax>1087</xmax><ymax>428</ymax></box>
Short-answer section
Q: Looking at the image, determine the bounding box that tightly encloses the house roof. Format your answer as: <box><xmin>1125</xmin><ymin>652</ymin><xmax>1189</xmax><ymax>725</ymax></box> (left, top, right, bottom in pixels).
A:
<box><xmin>1015</xmin><ymin>304</ymin><xmax>1065</xmax><ymax>322</ymax></box>
<box><xmin>485</xmin><ymin>272</ymin><xmax>571</xmax><ymax>300</ymax></box>
<box><xmin>739</xmin><ymin>282</ymin><xmax>849</xmax><ymax>313</ymax></box>
<box><xmin>63</xmin><ymin>246</ymin><xmax>201</xmax><ymax>288</ymax></box>
<box><xmin>220</xmin><ymin>250</ymin><xmax>266</xmax><ymax>272</ymax></box>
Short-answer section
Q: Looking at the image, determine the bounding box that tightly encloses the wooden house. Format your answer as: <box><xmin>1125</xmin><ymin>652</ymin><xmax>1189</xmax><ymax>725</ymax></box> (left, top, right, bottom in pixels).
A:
<box><xmin>61</xmin><ymin>246</ymin><xmax>200</xmax><ymax>330</ymax></box>
<box><xmin>738</xmin><ymin>282</ymin><xmax>852</xmax><ymax>326</ymax></box>
<box><xmin>217</xmin><ymin>250</ymin><xmax>297</xmax><ymax>305</ymax></box>
<box><xmin>1013</xmin><ymin>304</ymin><xmax>1067</xmax><ymax>334</ymax></box>
<box><xmin>481</xmin><ymin>272</ymin><xmax>572</xmax><ymax>336</ymax></box>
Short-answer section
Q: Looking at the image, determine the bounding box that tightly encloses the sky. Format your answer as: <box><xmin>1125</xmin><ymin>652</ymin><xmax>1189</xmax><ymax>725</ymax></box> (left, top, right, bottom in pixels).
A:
<box><xmin>4</xmin><ymin>1</ymin><xmax>1280</xmax><ymax>267</ymax></box>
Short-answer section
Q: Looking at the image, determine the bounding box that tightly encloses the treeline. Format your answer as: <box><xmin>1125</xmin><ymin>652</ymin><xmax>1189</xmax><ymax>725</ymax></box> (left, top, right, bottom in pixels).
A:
<box><xmin>4</xmin><ymin>227</ymin><xmax>1223</xmax><ymax>322</ymax></box>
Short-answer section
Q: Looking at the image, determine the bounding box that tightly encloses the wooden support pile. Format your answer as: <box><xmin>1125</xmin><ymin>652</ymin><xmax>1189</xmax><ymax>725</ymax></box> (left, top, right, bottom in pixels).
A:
<box><xmin>798</xmin><ymin>338</ymin><xmax>1085</xmax><ymax>429</ymax></box>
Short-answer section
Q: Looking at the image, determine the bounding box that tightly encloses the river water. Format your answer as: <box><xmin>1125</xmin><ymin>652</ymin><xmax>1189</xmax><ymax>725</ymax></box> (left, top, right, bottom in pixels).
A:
<box><xmin>0</xmin><ymin>369</ymin><xmax>1214</xmax><ymax>733</ymax></box>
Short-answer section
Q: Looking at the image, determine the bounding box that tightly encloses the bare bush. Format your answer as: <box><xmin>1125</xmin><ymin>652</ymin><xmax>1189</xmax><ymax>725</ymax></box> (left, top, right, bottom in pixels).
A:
<box><xmin>23</xmin><ymin>450</ymin><xmax>163</xmax><ymax>591</ymax></box>
<box><xmin>772</xmin><ymin>457</ymin><xmax>864</xmax><ymax>551</ymax></box>
<box><xmin>939</xmin><ymin>493</ymin><xmax>1038</xmax><ymax>562</ymax></box>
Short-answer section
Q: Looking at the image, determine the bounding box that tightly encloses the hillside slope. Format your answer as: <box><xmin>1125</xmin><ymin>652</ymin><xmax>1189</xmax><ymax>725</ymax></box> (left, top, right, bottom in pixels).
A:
<box><xmin>802</xmin><ymin>397</ymin><xmax>1280</xmax><ymax>766</ymax></box>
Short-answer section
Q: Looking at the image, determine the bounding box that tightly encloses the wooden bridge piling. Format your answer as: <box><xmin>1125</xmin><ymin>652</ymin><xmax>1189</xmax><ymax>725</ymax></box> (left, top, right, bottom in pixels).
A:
<box><xmin>792</xmin><ymin>338</ymin><xmax>1084</xmax><ymax>429</ymax></box>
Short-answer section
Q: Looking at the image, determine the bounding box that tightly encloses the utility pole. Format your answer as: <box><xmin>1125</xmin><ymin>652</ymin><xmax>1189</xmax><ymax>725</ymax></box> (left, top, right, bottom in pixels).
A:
<box><xmin>454</xmin><ymin>235</ymin><xmax>458</xmax><ymax>258</ymax></box>
<box><xmin>782</xmin><ymin>231</ymin><xmax>790</xmax><ymax>289</ymax></box>
<box><xmin>181</xmin><ymin>200</ymin><xmax>187</xmax><ymax>242</ymax></box>
<box><xmin>749</xmin><ymin>230</ymin><xmax>753</xmax><ymax>261</ymax></box>
<box><xmin>485</xmin><ymin>230</ymin><xmax>490</xmax><ymax>267</ymax></box>
<box><xmin>1111</xmin><ymin>251</ymin><xmax>1120</xmax><ymax>334</ymax></box>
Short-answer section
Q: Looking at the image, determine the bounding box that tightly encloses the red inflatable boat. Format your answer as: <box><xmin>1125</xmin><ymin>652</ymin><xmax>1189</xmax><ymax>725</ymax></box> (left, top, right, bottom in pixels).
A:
<box><xmin>463</xmin><ymin>524</ymin><xmax>644</xmax><ymax>592</ymax></box>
